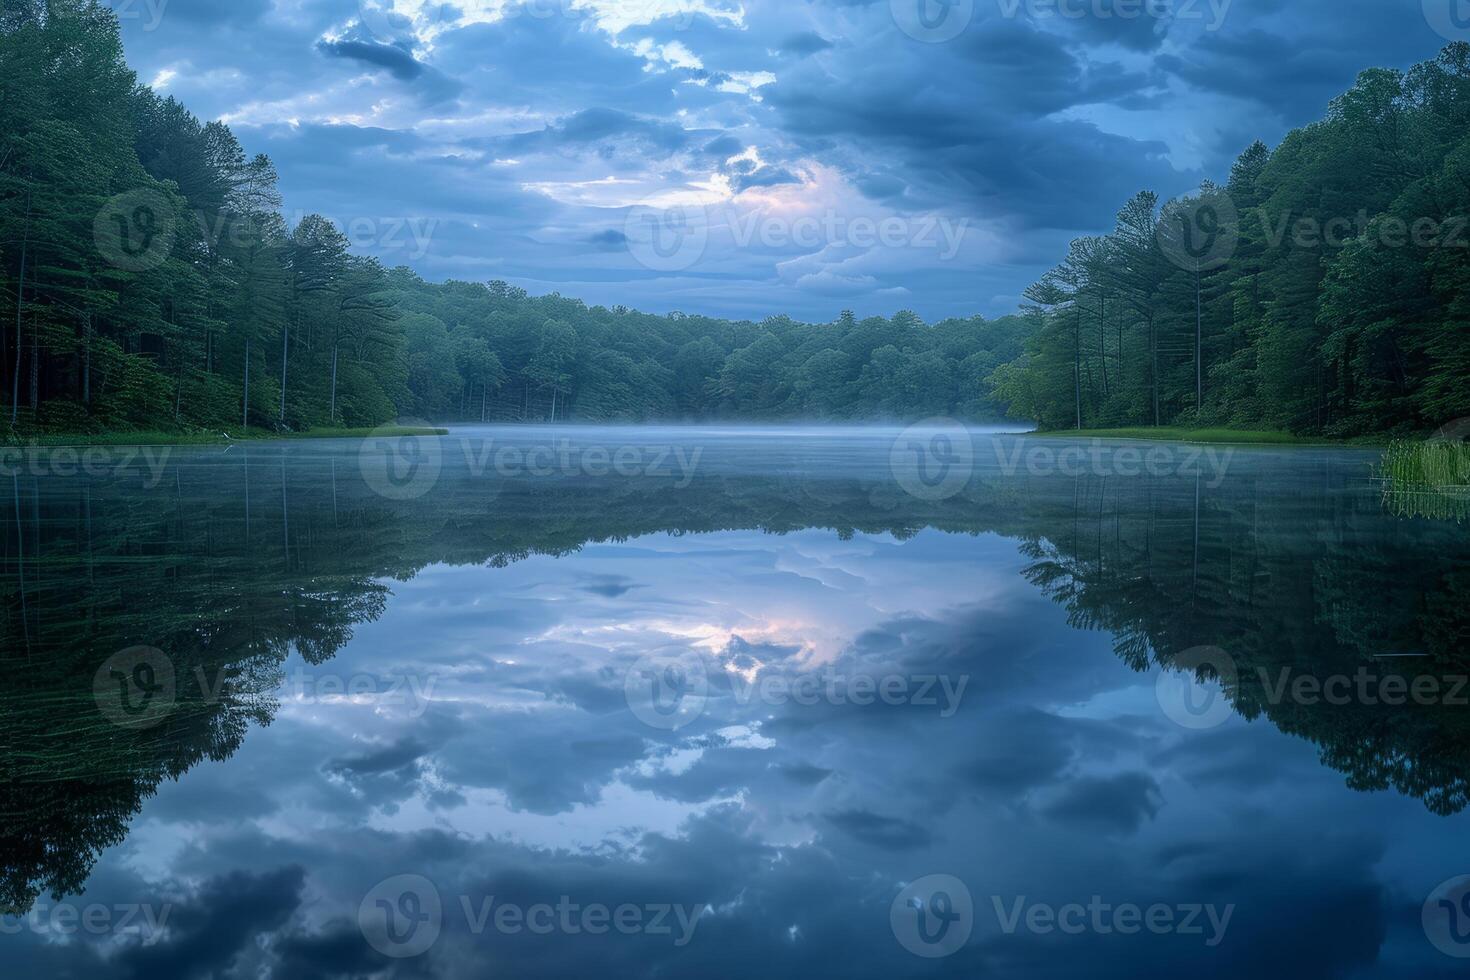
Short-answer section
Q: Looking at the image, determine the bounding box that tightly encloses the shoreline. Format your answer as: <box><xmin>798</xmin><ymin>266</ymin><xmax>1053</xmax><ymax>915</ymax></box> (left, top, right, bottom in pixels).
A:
<box><xmin>1026</xmin><ymin>427</ymin><xmax>1390</xmax><ymax>448</ymax></box>
<box><xmin>2</xmin><ymin>423</ymin><xmax>1409</xmax><ymax>450</ymax></box>
<box><xmin>3</xmin><ymin>426</ymin><xmax>450</xmax><ymax>448</ymax></box>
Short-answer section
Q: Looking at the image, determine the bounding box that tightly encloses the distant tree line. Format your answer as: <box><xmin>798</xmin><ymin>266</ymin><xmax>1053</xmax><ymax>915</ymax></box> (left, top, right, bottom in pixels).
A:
<box><xmin>3</xmin><ymin>1</ymin><xmax>1465</xmax><ymax>435</ymax></box>
<box><xmin>996</xmin><ymin>43</ymin><xmax>1470</xmax><ymax>437</ymax></box>
<box><xmin>0</xmin><ymin>0</ymin><xmax>1025</xmax><ymax>433</ymax></box>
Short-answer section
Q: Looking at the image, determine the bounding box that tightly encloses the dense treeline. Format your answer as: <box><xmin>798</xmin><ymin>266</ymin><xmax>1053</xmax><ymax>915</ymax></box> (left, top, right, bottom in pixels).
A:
<box><xmin>998</xmin><ymin>43</ymin><xmax>1470</xmax><ymax>437</ymax></box>
<box><xmin>3</xmin><ymin>1</ymin><xmax>1466</xmax><ymax>435</ymax></box>
<box><xmin>0</xmin><ymin>0</ymin><xmax>1023</xmax><ymax>433</ymax></box>
<box><xmin>390</xmin><ymin>275</ymin><xmax>1028</xmax><ymax>422</ymax></box>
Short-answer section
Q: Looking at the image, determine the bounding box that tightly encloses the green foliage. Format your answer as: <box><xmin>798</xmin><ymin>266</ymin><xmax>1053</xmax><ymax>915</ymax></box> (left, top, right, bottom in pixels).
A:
<box><xmin>2</xmin><ymin>6</ymin><xmax>1463</xmax><ymax>435</ymax></box>
<box><xmin>1379</xmin><ymin>437</ymin><xmax>1470</xmax><ymax>521</ymax></box>
<box><xmin>1005</xmin><ymin>44</ymin><xmax>1470</xmax><ymax>438</ymax></box>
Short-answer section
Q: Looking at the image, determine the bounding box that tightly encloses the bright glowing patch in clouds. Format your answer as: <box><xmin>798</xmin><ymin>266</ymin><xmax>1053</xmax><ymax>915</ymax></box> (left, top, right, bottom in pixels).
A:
<box><xmin>117</xmin><ymin>0</ymin><xmax>1442</xmax><ymax>320</ymax></box>
<box><xmin>570</xmin><ymin>0</ymin><xmax>745</xmax><ymax>35</ymax></box>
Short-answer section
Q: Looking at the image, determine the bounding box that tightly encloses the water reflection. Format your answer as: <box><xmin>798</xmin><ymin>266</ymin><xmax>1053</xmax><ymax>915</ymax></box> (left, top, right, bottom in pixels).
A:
<box><xmin>1</xmin><ymin>426</ymin><xmax>1467</xmax><ymax>977</ymax></box>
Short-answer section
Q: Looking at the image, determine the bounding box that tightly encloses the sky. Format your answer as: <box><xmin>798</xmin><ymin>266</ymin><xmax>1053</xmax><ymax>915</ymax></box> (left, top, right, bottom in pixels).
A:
<box><xmin>113</xmin><ymin>0</ymin><xmax>1460</xmax><ymax>322</ymax></box>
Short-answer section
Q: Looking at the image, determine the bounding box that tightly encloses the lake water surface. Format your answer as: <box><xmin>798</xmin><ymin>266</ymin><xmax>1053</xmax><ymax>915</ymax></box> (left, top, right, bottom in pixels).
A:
<box><xmin>3</xmin><ymin>425</ymin><xmax>1468</xmax><ymax>978</ymax></box>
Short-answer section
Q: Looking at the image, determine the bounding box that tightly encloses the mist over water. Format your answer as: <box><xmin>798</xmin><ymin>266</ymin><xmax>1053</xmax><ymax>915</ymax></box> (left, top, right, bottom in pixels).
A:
<box><xmin>1</xmin><ymin>426</ymin><xmax>1466</xmax><ymax>978</ymax></box>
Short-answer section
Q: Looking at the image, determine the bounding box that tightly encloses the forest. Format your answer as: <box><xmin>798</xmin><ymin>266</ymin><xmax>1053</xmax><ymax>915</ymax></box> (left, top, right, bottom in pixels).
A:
<box><xmin>2</xmin><ymin>0</ymin><xmax>1466</xmax><ymax>436</ymax></box>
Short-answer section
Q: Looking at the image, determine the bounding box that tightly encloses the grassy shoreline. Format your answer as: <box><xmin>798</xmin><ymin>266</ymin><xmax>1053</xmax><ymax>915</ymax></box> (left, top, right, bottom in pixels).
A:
<box><xmin>1027</xmin><ymin>426</ymin><xmax>1389</xmax><ymax>447</ymax></box>
<box><xmin>4</xmin><ymin>425</ymin><xmax>449</xmax><ymax>447</ymax></box>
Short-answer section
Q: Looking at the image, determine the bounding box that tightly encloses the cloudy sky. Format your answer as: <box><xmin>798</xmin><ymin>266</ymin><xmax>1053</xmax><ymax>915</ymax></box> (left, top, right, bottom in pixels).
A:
<box><xmin>116</xmin><ymin>0</ymin><xmax>1457</xmax><ymax>321</ymax></box>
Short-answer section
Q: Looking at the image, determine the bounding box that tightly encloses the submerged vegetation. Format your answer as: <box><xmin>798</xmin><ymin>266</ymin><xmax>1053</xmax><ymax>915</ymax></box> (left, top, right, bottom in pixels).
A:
<box><xmin>1379</xmin><ymin>437</ymin><xmax>1470</xmax><ymax>522</ymax></box>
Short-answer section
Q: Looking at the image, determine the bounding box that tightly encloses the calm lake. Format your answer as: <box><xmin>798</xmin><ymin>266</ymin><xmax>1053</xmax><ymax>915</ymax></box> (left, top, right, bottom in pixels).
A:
<box><xmin>3</xmin><ymin>424</ymin><xmax>1468</xmax><ymax>978</ymax></box>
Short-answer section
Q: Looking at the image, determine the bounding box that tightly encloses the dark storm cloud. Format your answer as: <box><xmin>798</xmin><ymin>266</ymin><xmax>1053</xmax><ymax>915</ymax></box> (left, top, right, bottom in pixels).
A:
<box><xmin>822</xmin><ymin>808</ymin><xmax>935</xmax><ymax>849</ymax></box>
<box><xmin>731</xmin><ymin>165</ymin><xmax>802</xmax><ymax>192</ymax></box>
<box><xmin>114</xmin><ymin>0</ymin><xmax>1454</xmax><ymax>320</ymax></box>
<box><xmin>1038</xmin><ymin>771</ymin><xmax>1163</xmax><ymax>834</ymax></box>
<box><xmin>116</xmin><ymin>867</ymin><xmax>307</xmax><ymax>979</ymax></box>
<box><xmin>326</xmin><ymin>735</ymin><xmax>431</xmax><ymax>775</ymax></box>
<box><xmin>316</xmin><ymin>37</ymin><xmax>427</xmax><ymax>80</ymax></box>
<box><xmin>777</xmin><ymin>30</ymin><xmax>835</xmax><ymax>56</ymax></box>
<box><xmin>506</xmin><ymin>107</ymin><xmax>696</xmax><ymax>154</ymax></box>
<box><xmin>587</xmin><ymin>229</ymin><xmax>629</xmax><ymax>248</ymax></box>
